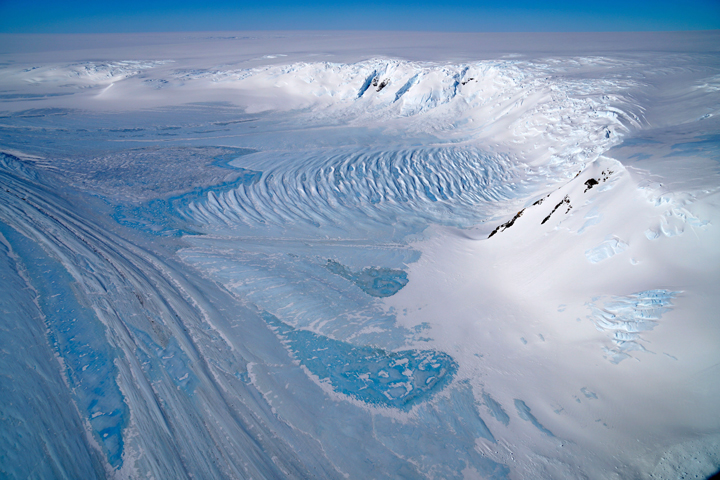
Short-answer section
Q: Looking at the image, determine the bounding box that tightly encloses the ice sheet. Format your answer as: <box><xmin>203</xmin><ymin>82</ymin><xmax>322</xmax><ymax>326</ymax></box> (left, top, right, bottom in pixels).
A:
<box><xmin>1</xmin><ymin>31</ymin><xmax>719</xmax><ymax>480</ymax></box>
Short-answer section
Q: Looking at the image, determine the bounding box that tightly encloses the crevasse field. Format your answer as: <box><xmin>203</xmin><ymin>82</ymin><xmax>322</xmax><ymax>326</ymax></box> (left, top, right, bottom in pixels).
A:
<box><xmin>0</xmin><ymin>31</ymin><xmax>719</xmax><ymax>479</ymax></box>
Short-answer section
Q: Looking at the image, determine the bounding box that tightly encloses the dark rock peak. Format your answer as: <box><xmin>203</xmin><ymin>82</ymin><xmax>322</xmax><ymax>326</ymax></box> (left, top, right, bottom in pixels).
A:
<box><xmin>488</xmin><ymin>208</ymin><xmax>525</xmax><ymax>238</ymax></box>
<box><xmin>541</xmin><ymin>195</ymin><xmax>571</xmax><ymax>225</ymax></box>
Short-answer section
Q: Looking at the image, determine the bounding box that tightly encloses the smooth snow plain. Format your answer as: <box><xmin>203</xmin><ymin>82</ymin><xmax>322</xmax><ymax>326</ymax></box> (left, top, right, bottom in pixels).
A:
<box><xmin>0</xmin><ymin>31</ymin><xmax>719</xmax><ymax>479</ymax></box>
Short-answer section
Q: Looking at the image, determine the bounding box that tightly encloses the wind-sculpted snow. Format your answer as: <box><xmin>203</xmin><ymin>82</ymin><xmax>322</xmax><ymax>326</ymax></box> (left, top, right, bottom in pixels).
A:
<box><xmin>1</xmin><ymin>33</ymin><xmax>719</xmax><ymax>480</ymax></box>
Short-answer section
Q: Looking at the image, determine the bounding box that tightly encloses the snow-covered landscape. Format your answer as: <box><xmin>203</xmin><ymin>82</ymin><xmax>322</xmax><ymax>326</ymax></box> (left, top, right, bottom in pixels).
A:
<box><xmin>0</xmin><ymin>31</ymin><xmax>719</xmax><ymax>479</ymax></box>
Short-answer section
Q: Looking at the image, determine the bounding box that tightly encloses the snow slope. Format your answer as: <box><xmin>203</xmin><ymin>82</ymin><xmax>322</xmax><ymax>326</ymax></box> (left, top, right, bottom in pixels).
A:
<box><xmin>0</xmin><ymin>31</ymin><xmax>719</xmax><ymax>480</ymax></box>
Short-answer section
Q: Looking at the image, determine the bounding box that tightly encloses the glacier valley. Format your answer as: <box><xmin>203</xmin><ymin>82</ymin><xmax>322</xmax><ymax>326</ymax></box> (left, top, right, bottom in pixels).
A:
<box><xmin>0</xmin><ymin>31</ymin><xmax>719</xmax><ymax>479</ymax></box>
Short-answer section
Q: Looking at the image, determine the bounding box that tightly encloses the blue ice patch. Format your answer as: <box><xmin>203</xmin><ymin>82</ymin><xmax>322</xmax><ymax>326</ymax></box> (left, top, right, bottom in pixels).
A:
<box><xmin>580</xmin><ymin>387</ymin><xmax>598</xmax><ymax>399</ymax></box>
<box><xmin>325</xmin><ymin>259</ymin><xmax>409</xmax><ymax>297</ymax></box>
<box><xmin>482</xmin><ymin>393</ymin><xmax>510</xmax><ymax>426</ymax></box>
<box><xmin>0</xmin><ymin>223</ymin><xmax>128</xmax><ymax>468</ymax></box>
<box><xmin>514</xmin><ymin>399</ymin><xmax>554</xmax><ymax>437</ymax></box>
<box><xmin>667</xmin><ymin>133</ymin><xmax>720</xmax><ymax>160</ymax></box>
<box><xmin>262</xmin><ymin>312</ymin><xmax>456</xmax><ymax>409</ymax></box>
<box><xmin>586</xmin><ymin>289</ymin><xmax>679</xmax><ymax>363</ymax></box>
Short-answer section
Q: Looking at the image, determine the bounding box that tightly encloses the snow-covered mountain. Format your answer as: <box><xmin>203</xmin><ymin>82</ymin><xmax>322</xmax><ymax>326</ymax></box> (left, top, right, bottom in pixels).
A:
<box><xmin>0</xmin><ymin>31</ymin><xmax>719</xmax><ymax>479</ymax></box>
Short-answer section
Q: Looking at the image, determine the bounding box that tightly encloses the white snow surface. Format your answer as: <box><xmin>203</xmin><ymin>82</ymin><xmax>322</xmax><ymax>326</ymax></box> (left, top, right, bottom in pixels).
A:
<box><xmin>0</xmin><ymin>31</ymin><xmax>719</xmax><ymax>480</ymax></box>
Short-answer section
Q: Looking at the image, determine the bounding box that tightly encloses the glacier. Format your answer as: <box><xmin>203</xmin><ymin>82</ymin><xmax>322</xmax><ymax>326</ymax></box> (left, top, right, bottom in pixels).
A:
<box><xmin>0</xmin><ymin>31</ymin><xmax>719</xmax><ymax>479</ymax></box>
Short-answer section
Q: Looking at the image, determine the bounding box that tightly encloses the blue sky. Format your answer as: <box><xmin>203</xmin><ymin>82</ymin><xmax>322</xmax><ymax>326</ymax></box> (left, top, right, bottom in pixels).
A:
<box><xmin>1</xmin><ymin>0</ymin><xmax>719</xmax><ymax>33</ymax></box>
